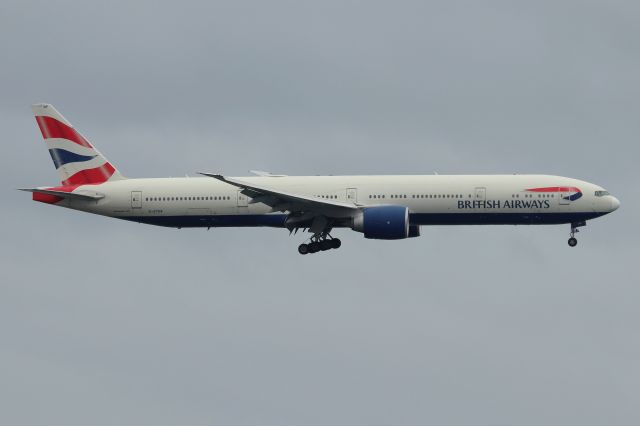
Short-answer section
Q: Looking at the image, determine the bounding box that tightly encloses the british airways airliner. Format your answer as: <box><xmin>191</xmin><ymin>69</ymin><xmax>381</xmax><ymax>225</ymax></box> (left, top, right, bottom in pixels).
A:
<box><xmin>23</xmin><ymin>104</ymin><xmax>620</xmax><ymax>254</ymax></box>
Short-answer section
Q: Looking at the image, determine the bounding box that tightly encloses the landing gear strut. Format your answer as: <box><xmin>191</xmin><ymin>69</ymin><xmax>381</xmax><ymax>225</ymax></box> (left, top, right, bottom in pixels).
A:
<box><xmin>298</xmin><ymin>232</ymin><xmax>341</xmax><ymax>255</ymax></box>
<box><xmin>568</xmin><ymin>221</ymin><xmax>586</xmax><ymax>247</ymax></box>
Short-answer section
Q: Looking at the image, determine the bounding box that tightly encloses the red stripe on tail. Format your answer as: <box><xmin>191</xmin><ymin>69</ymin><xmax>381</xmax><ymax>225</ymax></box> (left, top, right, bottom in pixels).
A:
<box><xmin>35</xmin><ymin>115</ymin><xmax>93</xmax><ymax>148</ymax></box>
<box><xmin>32</xmin><ymin>192</ymin><xmax>63</xmax><ymax>204</ymax></box>
<box><xmin>32</xmin><ymin>185</ymin><xmax>80</xmax><ymax>204</ymax></box>
<box><xmin>62</xmin><ymin>163</ymin><xmax>116</xmax><ymax>186</ymax></box>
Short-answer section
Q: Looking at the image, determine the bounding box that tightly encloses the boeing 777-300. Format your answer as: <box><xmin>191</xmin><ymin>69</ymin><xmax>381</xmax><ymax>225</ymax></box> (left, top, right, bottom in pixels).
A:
<box><xmin>22</xmin><ymin>104</ymin><xmax>620</xmax><ymax>254</ymax></box>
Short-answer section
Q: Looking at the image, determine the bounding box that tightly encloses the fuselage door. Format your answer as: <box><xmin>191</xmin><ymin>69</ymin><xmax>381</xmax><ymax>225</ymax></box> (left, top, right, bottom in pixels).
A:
<box><xmin>558</xmin><ymin>191</ymin><xmax>570</xmax><ymax>205</ymax></box>
<box><xmin>475</xmin><ymin>187</ymin><xmax>486</xmax><ymax>201</ymax></box>
<box><xmin>237</xmin><ymin>190</ymin><xmax>248</xmax><ymax>208</ymax></box>
<box><xmin>131</xmin><ymin>191</ymin><xmax>142</xmax><ymax>209</ymax></box>
<box><xmin>346</xmin><ymin>188</ymin><xmax>358</xmax><ymax>203</ymax></box>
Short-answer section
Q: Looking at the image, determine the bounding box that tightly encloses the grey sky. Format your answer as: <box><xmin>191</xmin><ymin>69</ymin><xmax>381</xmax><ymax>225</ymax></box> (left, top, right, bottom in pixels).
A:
<box><xmin>1</xmin><ymin>1</ymin><xmax>638</xmax><ymax>425</ymax></box>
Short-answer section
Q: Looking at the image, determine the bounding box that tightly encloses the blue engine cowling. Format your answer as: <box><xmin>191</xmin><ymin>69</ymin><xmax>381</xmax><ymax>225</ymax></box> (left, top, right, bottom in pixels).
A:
<box><xmin>352</xmin><ymin>205</ymin><xmax>411</xmax><ymax>239</ymax></box>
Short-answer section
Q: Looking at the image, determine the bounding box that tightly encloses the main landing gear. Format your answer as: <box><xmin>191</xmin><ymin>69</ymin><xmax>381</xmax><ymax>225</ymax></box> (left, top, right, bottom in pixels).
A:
<box><xmin>568</xmin><ymin>221</ymin><xmax>586</xmax><ymax>247</ymax></box>
<box><xmin>298</xmin><ymin>233</ymin><xmax>342</xmax><ymax>255</ymax></box>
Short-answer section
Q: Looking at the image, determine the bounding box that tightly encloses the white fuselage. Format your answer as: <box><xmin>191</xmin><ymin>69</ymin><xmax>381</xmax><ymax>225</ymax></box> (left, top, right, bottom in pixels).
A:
<box><xmin>54</xmin><ymin>174</ymin><xmax>618</xmax><ymax>229</ymax></box>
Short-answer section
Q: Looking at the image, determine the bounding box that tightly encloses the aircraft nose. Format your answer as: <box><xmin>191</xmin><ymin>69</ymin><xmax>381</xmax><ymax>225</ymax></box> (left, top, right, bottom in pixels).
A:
<box><xmin>610</xmin><ymin>196</ymin><xmax>620</xmax><ymax>212</ymax></box>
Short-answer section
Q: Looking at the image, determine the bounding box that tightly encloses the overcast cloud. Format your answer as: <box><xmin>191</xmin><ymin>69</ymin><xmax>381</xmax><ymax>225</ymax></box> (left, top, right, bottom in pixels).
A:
<box><xmin>1</xmin><ymin>1</ymin><xmax>638</xmax><ymax>425</ymax></box>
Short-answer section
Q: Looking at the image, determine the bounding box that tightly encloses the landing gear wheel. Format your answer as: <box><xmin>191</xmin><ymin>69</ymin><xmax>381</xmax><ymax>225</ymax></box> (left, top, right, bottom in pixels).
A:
<box><xmin>567</xmin><ymin>221</ymin><xmax>585</xmax><ymax>248</ymax></box>
<box><xmin>297</xmin><ymin>229</ymin><xmax>341</xmax><ymax>254</ymax></box>
<box><xmin>319</xmin><ymin>240</ymin><xmax>332</xmax><ymax>251</ymax></box>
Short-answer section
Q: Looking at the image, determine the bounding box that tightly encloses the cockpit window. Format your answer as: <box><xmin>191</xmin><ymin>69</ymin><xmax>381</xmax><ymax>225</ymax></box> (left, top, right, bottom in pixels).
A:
<box><xmin>595</xmin><ymin>190</ymin><xmax>610</xmax><ymax>197</ymax></box>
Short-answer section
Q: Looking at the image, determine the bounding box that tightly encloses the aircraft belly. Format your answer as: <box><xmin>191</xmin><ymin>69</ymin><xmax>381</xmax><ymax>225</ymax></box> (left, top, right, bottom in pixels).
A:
<box><xmin>409</xmin><ymin>211</ymin><xmax>605</xmax><ymax>226</ymax></box>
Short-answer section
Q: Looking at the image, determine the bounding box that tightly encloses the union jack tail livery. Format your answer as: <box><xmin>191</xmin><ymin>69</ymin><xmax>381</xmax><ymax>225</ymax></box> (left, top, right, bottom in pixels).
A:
<box><xmin>32</xmin><ymin>104</ymin><xmax>125</xmax><ymax>186</ymax></box>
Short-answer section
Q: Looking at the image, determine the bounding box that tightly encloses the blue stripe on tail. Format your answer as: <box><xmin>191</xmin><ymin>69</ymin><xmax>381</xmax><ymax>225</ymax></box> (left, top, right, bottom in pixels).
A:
<box><xmin>48</xmin><ymin>148</ymin><xmax>96</xmax><ymax>169</ymax></box>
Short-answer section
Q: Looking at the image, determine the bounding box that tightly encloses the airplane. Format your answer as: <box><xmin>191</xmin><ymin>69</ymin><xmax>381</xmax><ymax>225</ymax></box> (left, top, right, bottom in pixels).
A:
<box><xmin>22</xmin><ymin>104</ymin><xmax>620</xmax><ymax>255</ymax></box>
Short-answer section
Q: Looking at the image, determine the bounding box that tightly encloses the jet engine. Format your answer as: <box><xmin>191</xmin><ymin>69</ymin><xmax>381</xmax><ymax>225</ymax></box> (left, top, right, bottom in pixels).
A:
<box><xmin>352</xmin><ymin>205</ymin><xmax>419</xmax><ymax>239</ymax></box>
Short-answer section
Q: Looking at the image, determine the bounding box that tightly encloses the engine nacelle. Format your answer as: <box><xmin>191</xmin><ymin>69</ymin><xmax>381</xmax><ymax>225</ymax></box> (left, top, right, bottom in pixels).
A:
<box><xmin>352</xmin><ymin>205</ymin><xmax>410</xmax><ymax>239</ymax></box>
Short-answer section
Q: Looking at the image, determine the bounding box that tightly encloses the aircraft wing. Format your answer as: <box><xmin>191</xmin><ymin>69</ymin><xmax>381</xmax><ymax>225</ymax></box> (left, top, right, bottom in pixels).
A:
<box><xmin>199</xmin><ymin>173</ymin><xmax>358</xmax><ymax>218</ymax></box>
<box><xmin>249</xmin><ymin>170</ymin><xmax>288</xmax><ymax>177</ymax></box>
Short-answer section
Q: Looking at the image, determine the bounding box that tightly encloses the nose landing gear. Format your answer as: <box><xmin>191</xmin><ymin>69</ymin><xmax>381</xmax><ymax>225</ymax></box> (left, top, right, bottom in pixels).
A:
<box><xmin>567</xmin><ymin>221</ymin><xmax>586</xmax><ymax>247</ymax></box>
<box><xmin>298</xmin><ymin>232</ymin><xmax>341</xmax><ymax>255</ymax></box>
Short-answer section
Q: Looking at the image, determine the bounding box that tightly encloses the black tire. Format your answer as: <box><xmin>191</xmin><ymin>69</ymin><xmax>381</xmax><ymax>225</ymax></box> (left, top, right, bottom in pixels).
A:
<box><xmin>331</xmin><ymin>238</ymin><xmax>342</xmax><ymax>249</ymax></box>
<box><xmin>298</xmin><ymin>244</ymin><xmax>309</xmax><ymax>255</ymax></box>
<box><xmin>320</xmin><ymin>240</ymin><xmax>332</xmax><ymax>251</ymax></box>
<box><xmin>568</xmin><ymin>237</ymin><xmax>578</xmax><ymax>247</ymax></box>
<box><xmin>308</xmin><ymin>242</ymin><xmax>320</xmax><ymax>253</ymax></box>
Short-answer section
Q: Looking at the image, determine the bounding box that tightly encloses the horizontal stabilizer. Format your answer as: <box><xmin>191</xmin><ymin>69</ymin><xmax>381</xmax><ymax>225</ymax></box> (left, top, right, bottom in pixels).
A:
<box><xmin>19</xmin><ymin>188</ymin><xmax>104</xmax><ymax>201</ymax></box>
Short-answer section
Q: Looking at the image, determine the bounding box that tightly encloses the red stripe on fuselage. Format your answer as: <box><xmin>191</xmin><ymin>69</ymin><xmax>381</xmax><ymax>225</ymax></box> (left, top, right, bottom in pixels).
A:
<box><xmin>526</xmin><ymin>186</ymin><xmax>581</xmax><ymax>193</ymax></box>
<box><xmin>35</xmin><ymin>115</ymin><xmax>93</xmax><ymax>148</ymax></box>
<box><xmin>62</xmin><ymin>162</ymin><xmax>115</xmax><ymax>186</ymax></box>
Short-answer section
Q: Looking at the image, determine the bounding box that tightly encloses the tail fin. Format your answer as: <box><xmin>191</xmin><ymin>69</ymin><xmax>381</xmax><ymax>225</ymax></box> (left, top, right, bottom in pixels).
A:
<box><xmin>32</xmin><ymin>104</ymin><xmax>125</xmax><ymax>186</ymax></box>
